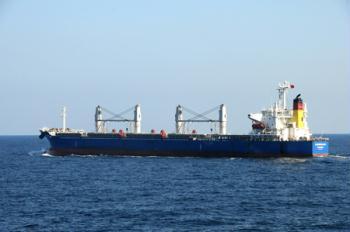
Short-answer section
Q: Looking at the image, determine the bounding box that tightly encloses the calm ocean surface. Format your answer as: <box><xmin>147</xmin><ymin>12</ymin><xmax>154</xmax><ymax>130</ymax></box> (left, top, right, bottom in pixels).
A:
<box><xmin>0</xmin><ymin>134</ymin><xmax>349</xmax><ymax>231</ymax></box>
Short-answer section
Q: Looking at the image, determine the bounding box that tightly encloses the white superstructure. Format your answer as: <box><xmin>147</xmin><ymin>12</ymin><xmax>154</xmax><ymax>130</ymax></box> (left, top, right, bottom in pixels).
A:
<box><xmin>248</xmin><ymin>81</ymin><xmax>311</xmax><ymax>141</ymax></box>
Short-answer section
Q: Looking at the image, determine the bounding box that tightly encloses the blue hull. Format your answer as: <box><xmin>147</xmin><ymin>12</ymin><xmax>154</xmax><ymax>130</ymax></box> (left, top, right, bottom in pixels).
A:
<box><xmin>42</xmin><ymin>133</ymin><xmax>329</xmax><ymax>158</ymax></box>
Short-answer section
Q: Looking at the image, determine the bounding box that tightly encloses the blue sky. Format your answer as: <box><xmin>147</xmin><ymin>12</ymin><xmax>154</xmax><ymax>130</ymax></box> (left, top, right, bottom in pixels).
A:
<box><xmin>0</xmin><ymin>0</ymin><xmax>349</xmax><ymax>134</ymax></box>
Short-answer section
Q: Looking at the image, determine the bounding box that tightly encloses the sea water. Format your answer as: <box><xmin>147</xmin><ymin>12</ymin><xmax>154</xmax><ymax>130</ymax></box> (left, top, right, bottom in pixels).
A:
<box><xmin>0</xmin><ymin>135</ymin><xmax>349</xmax><ymax>231</ymax></box>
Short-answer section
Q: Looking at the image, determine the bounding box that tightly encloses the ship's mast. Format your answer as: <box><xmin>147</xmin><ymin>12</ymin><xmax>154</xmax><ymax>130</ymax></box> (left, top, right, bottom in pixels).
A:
<box><xmin>95</xmin><ymin>105</ymin><xmax>142</xmax><ymax>133</ymax></box>
<box><xmin>134</xmin><ymin>104</ymin><xmax>141</xmax><ymax>133</ymax></box>
<box><xmin>175</xmin><ymin>105</ymin><xmax>185</xmax><ymax>134</ymax></box>
<box><xmin>219</xmin><ymin>104</ymin><xmax>227</xmax><ymax>135</ymax></box>
<box><xmin>95</xmin><ymin>105</ymin><xmax>105</xmax><ymax>133</ymax></box>
<box><xmin>277</xmin><ymin>81</ymin><xmax>294</xmax><ymax>110</ymax></box>
<box><xmin>174</xmin><ymin>104</ymin><xmax>227</xmax><ymax>135</ymax></box>
<box><xmin>62</xmin><ymin>106</ymin><xmax>67</xmax><ymax>132</ymax></box>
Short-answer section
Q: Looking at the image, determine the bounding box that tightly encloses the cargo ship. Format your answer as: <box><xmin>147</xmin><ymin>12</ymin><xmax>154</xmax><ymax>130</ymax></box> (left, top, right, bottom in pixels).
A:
<box><xmin>40</xmin><ymin>81</ymin><xmax>329</xmax><ymax>157</ymax></box>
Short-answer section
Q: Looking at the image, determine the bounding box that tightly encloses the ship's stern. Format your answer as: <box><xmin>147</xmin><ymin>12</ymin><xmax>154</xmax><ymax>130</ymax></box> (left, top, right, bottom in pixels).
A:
<box><xmin>312</xmin><ymin>140</ymin><xmax>329</xmax><ymax>157</ymax></box>
<box><xmin>281</xmin><ymin>139</ymin><xmax>329</xmax><ymax>157</ymax></box>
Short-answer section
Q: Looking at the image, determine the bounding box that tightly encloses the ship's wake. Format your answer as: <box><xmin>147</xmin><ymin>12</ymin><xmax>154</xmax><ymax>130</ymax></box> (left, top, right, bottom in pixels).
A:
<box><xmin>328</xmin><ymin>154</ymin><xmax>350</xmax><ymax>160</ymax></box>
<box><xmin>41</xmin><ymin>153</ymin><xmax>54</xmax><ymax>157</ymax></box>
<box><xmin>28</xmin><ymin>149</ymin><xmax>56</xmax><ymax>157</ymax></box>
<box><xmin>277</xmin><ymin>158</ymin><xmax>308</xmax><ymax>163</ymax></box>
<box><xmin>312</xmin><ymin>153</ymin><xmax>350</xmax><ymax>161</ymax></box>
<box><xmin>28</xmin><ymin>148</ymin><xmax>47</xmax><ymax>156</ymax></box>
